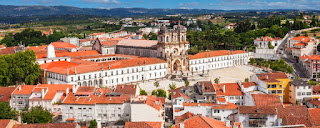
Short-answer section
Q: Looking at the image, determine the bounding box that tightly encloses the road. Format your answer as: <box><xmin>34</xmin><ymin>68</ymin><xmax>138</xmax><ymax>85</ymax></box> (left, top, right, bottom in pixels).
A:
<box><xmin>277</xmin><ymin>30</ymin><xmax>308</xmax><ymax>78</ymax></box>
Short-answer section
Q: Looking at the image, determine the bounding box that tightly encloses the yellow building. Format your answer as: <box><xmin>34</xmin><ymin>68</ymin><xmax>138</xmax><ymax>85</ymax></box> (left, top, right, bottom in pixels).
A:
<box><xmin>250</xmin><ymin>72</ymin><xmax>290</xmax><ymax>102</ymax></box>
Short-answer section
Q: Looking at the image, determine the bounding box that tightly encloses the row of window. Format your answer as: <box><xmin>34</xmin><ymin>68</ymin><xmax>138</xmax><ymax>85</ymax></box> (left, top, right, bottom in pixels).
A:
<box><xmin>190</xmin><ymin>54</ymin><xmax>247</xmax><ymax>65</ymax></box>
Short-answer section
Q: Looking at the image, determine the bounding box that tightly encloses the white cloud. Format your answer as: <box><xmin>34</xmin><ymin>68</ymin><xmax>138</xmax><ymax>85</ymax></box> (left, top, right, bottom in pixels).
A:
<box><xmin>83</xmin><ymin>0</ymin><xmax>120</xmax><ymax>4</ymax></box>
<box><xmin>178</xmin><ymin>2</ymin><xmax>198</xmax><ymax>9</ymax></box>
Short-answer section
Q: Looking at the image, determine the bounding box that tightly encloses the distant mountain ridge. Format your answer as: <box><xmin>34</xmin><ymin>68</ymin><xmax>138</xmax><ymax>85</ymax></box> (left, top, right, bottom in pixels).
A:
<box><xmin>0</xmin><ymin>5</ymin><xmax>301</xmax><ymax>17</ymax></box>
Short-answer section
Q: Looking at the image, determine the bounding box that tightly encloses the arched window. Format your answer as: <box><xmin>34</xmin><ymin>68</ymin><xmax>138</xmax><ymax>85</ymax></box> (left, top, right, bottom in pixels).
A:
<box><xmin>166</xmin><ymin>36</ymin><xmax>169</xmax><ymax>42</ymax></box>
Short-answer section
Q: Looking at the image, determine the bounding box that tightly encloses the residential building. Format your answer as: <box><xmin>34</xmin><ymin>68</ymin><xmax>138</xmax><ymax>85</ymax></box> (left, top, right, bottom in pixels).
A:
<box><xmin>172</xmin><ymin>115</ymin><xmax>229</xmax><ymax>128</ymax></box>
<box><xmin>299</xmin><ymin>55</ymin><xmax>320</xmax><ymax>79</ymax></box>
<box><xmin>224</xmin><ymin>23</ymin><xmax>236</xmax><ymax>30</ymax></box>
<box><xmin>244</xmin><ymin>94</ymin><xmax>282</xmax><ymax>107</ymax></box>
<box><xmin>213</xmin><ymin>83</ymin><xmax>244</xmax><ymax>105</ymax></box>
<box><xmin>253</xmin><ymin>36</ymin><xmax>282</xmax><ymax>60</ymax></box>
<box><xmin>250</xmin><ymin>72</ymin><xmax>290</xmax><ymax>102</ymax></box>
<box><xmin>60</xmin><ymin>37</ymin><xmax>80</xmax><ymax>47</ymax></box>
<box><xmin>237</xmin><ymin>106</ymin><xmax>278</xmax><ymax>127</ymax></box>
<box><xmin>288</xmin><ymin>79</ymin><xmax>312</xmax><ymax>105</ymax></box>
<box><xmin>286</xmin><ymin>36</ymin><xmax>319</xmax><ymax>58</ymax></box>
<box><xmin>10</xmin><ymin>85</ymin><xmax>37</xmax><ymax>111</ymax></box>
<box><xmin>194</xmin><ymin>81</ymin><xmax>215</xmax><ymax>102</ymax></box>
<box><xmin>125</xmin><ymin>122</ymin><xmax>162</xmax><ymax>128</ymax></box>
<box><xmin>0</xmin><ymin>87</ymin><xmax>16</xmax><ymax>103</ymax></box>
<box><xmin>306</xmin><ymin>99</ymin><xmax>320</xmax><ymax>108</ymax></box>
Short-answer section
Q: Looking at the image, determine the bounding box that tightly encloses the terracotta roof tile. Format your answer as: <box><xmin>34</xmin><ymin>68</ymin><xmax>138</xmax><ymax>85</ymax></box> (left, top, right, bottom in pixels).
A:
<box><xmin>114</xmin><ymin>84</ymin><xmax>137</xmax><ymax>96</ymax></box>
<box><xmin>51</xmin><ymin>42</ymin><xmax>78</xmax><ymax>49</ymax></box>
<box><xmin>75</xmin><ymin>87</ymin><xmax>95</xmax><ymax>95</ymax></box>
<box><xmin>214</xmin><ymin>83</ymin><xmax>243</xmax><ymax>96</ymax></box>
<box><xmin>0</xmin><ymin>119</ymin><xmax>11</xmax><ymax>128</ymax></box>
<box><xmin>291</xmin><ymin>36</ymin><xmax>311</xmax><ymax>42</ymax></box>
<box><xmin>252</xmin><ymin>94</ymin><xmax>282</xmax><ymax>107</ymax></box>
<box><xmin>125</xmin><ymin>122</ymin><xmax>162</xmax><ymax>128</ymax></box>
<box><xmin>0</xmin><ymin>87</ymin><xmax>16</xmax><ymax>102</ymax></box>
<box><xmin>241</xmin><ymin>82</ymin><xmax>257</xmax><ymax>88</ymax></box>
<box><xmin>308</xmin><ymin>108</ymin><xmax>320</xmax><ymax>126</ymax></box>
<box><xmin>36</xmin><ymin>84</ymin><xmax>73</xmax><ymax>100</ymax></box>
<box><xmin>256</xmin><ymin>36</ymin><xmax>282</xmax><ymax>41</ymax></box>
<box><xmin>211</xmin><ymin>103</ymin><xmax>237</xmax><ymax>110</ymax></box>
<box><xmin>171</xmin><ymin>87</ymin><xmax>190</xmax><ymax>100</ymax></box>
<box><xmin>12</xmin><ymin>85</ymin><xmax>37</xmax><ymax>95</ymax></box>
<box><xmin>146</xmin><ymin>95</ymin><xmax>164</xmax><ymax>111</ymax></box>
<box><xmin>307</xmin><ymin>99</ymin><xmax>320</xmax><ymax>106</ymax></box>
<box><xmin>256</xmin><ymin>72</ymin><xmax>288</xmax><ymax>83</ymax></box>
<box><xmin>189</xmin><ymin>50</ymin><xmax>246</xmax><ymax>60</ymax></box>
<box><xmin>198</xmin><ymin>81</ymin><xmax>215</xmax><ymax>93</ymax></box>
<box><xmin>13</xmin><ymin>123</ymin><xmax>78</xmax><ymax>128</ymax></box>
<box><xmin>173</xmin><ymin>116</ymin><xmax>228</xmax><ymax>128</ymax></box>
<box><xmin>313</xmin><ymin>85</ymin><xmax>320</xmax><ymax>95</ymax></box>
<box><xmin>175</xmin><ymin>112</ymin><xmax>196</xmax><ymax>124</ymax></box>
<box><xmin>37</xmin><ymin>50</ymin><xmax>100</xmax><ymax>59</ymax></box>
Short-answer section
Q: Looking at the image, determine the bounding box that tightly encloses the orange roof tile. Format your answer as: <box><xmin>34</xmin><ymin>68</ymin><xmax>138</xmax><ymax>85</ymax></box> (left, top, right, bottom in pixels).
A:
<box><xmin>0</xmin><ymin>87</ymin><xmax>16</xmax><ymax>102</ymax></box>
<box><xmin>256</xmin><ymin>36</ymin><xmax>282</xmax><ymax>41</ymax></box>
<box><xmin>75</xmin><ymin>87</ymin><xmax>95</xmax><ymax>95</ymax></box>
<box><xmin>171</xmin><ymin>87</ymin><xmax>190</xmax><ymax>100</ymax></box>
<box><xmin>216</xmin><ymin>98</ymin><xmax>226</xmax><ymax>102</ymax></box>
<box><xmin>63</xmin><ymin>93</ymin><xmax>128</xmax><ymax>105</ymax></box>
<box><xmin>37</xmin><ymin>50</ymin><xmax>100</xmax><ymax>59</ymax></box>
<box><xmin>242</xmin><ymin>82</ymin><xmax>257</xmax><ymax>88</ymax></box>
<box><xmin>0</xmin><ymin>119</ymin><xmax>11</xmax><ymax>128</ymax></box>
<box><xmin>12</xmin><ymin>85</ymin><xmax>37</xmax><ymax>95</ymax></box>
<box><xmin>313</xmin><ymin>85</ymin><xmax>320</xmax><ymax>95</ymax></box>
<box><xmin>198</xmin><ymin>81</ymin><xmax>215</xmax><ymax>93</ymax></box>
<box><xmin>36</xmin><ymin>84</ymin><xmax>73</xmax><ymax>100</ymax></box>
<box><xmin>172</xmin><ymin>116</ymin><xmax>228</xmax><ymax>128</ymax></box>
<box><xmin>175</xmin><ymin>112</ymin><xmax>196</xmax><ymax>124</ymax></box>
<box><xmin>183</xmin><ymin>103</ymin><xmax>217</xmax><ymax>106</ymax></box>
<box><xmin>300</xmin><ymin>55</ymin><xmax>309</xmax><ymax>61</ymax></box>
<box><xmin>51</xmin><ymin>42</ymin><xmax>78</xmax><ymax>49</ymax></box>
<box><xmin>214</xmin><ymin>83</ymin><xmax>243</xmax><ymax>96</ymax></box>
<box><xmin>13</xmin><ymin>123</ymin><xmax>78</xmax><ymax>128</ymax></box>
<box><xmin>115</xmin><ymin>84</ymin><xmax>137</xmax><ymax>96</ymax></box>
<box><xmin>252</xmin><ymin>94</ymin><xmax>282</xmax><ymax>107</ymax></box>
<box><xmin>146</xmin><ymin>95</ymin><xmax>164</xmax><ymax>111</ymax></box>
<box><xmin>308</xmin><ymin>108</ymin><xmax>320</xmax><ymax>126</ymax></box>
<box><xmin>100</xmin><ymin>40</ymin><xmax>118</xmax><ymax>46</ymax></box>
<box><xmin>0</xmin><ymin>45</ymin><xmax>5</xmax><ymax>49</ymax></box>
<box><xmin>239</xmin><ymin>106</ymin><xmax>277</xmax><ymax>115</ymax></box>
<box><xmin>291</xmin><ymin>36</ymin><xmax>311</xmax><ymax>42</ymax></box>
<box><xmin>256</xmin><ymin>72</ymin><xmax>288</xmax><ymax>83</ymax></box>
<box><xmin>189</xmin><ymin>50</ymin><xmax>246</xmax><ymax>60</ymax></box>
<box><xmin>212</xmin><ymin>103</ymin><xmax>237</xmax><ymax>110</ymax></box>
<box><xmin>125</xmin><ymin>122</ymin><xmax>162</xmax><ymax>128</ymax></box>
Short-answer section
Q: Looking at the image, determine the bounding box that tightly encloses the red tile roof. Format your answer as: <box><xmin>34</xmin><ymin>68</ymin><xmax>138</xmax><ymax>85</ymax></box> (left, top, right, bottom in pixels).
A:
<box><xmin>75</xmin><ymin>87</ymin><xmax>95</xmax><ymax>95</ymax></box>
<box><xmin>252</xmin><ymin>94</ymin><xmax>282</xmax><ymax>107</ymax></box>
<box><xmin>211</xmin><ymin>103</ymin><xmax>237</xmax><ymax>110</ymax></box>
<box><xmin>313</xmin><ymin>85</ymin><xmax>320</xmax><ymax>95</ymax></box>
<box><xmin>35</xmin><ymin>84</ymin><xmax>73</xmax><ymax>100</ymax></box>
<box><xmin>291</xmin><ymin>36</ymin><xmax>311</xmax><ymax>42</ymax></box>
<box><xmin>50</xmin><ymin>42</ymin><xmax>78</xmax><ymax>49</ymax></box>
<box><xmin>175</xmin><ymin>112</ymin><xmax>196</xmax><ymax>124</ymax></box>
<box><xmin>214</xmin><ymin>83</ymin><xmax>243</xmax><ymax>96</ymax></box>
<box><xmin>0</xmin><ymin>45</ymin><xmax>5</xmax><ymax>49</ymax></box>
<box><xmin>12</xmin><ymin>85</ymin><xmax>37</xmax><ymax>95</ymax></box>
<box><xmin>115</xmin><ymin>84</ymin><xmax>137</xmax><ymax>96</ymax></box>
<box><xmin>62</xmin><ymin>93</ymin><xmax>128</xmax><ymax>105</ymax></box>
<box><xmin>100</xmin><ymin>40</ymin><xmax>119</xmax><ymax>46</ymax></box>
<box><xmin>13</xmin><ymin>123</ymin><xmax>78</xmax><ymax>128</ymax></box>
<box><xmin>189</xmin><ymin>50</ymin><xmax>246</xmax><ymax>60</ymax></box>
<box><xmin>278</xmin><ymin>106</ymin><xmax>311</xmax><ymax>126</ymax></box>
<box><xmin>37</xmin><ymin>50</ymin><xmax>100</xmax><ymax>59</ymax></box>
<box><xmin>256</xmin><ymin>36</ymin><xmax>282</xmax><ymax>41</ymax></box>
<box><xmin>242</xmin><ymin>82</ymin><xmax>257</xmax><ymax>88</ymax></box>
<box><xmin>216</xmin><ymin>98</ymin><xmax>226</xmax><ymax>102</ymax></box>
<box><xmin>146</xmin><ymin>95</ymin><xmax>164</xmax><ymax>111</ymax></box>
<box><xmin>256</xmin><ymin>72</ymin><xmax>288</xmax><ymax>82</ymax></box>
<box><xmin>198</xmin><ymin>81</ymin><xmax>215</xmax><ymax>93</ymax></box>
<box><xmin>172</xmin><ymin>116</ymin><xmax>228</xmax><ymax>128</ymax></box>
<box><xmin>239</xmin><ymin>106</ymin><xmax>277</xmax><ymax>115</ymax></box>
<box><xmin>0</xmin><ymin>119</ymin><xmax>11</xmax><ymax>128</ymax></box>
<box><xmin>125</xmin><ymin>122</ymin><xmax>162</xmax><ymax>128</ymax></box>
<box><xmin>307</xmin><ymin>99</ymin><xmax>320</xmax><ymax>106</ymax></box>
<box><xmin>0</xmin><ymin>87</ymin><xmax>16</xmax><ymax>102</ymax></box>
<box><xmin>171</xmin><ymin>87</ymin><xmax>190</xmax><ymax>100</ymax></box>
<box><xmin>308</xmin><ymin>108</ymin><xmax>320</xmax><ymax>126</ymax></box>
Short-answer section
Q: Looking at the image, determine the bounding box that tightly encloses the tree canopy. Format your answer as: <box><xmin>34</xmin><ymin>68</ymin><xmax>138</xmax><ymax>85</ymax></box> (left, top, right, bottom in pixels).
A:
<box><xmin>21</xmin><ymin>106</ymin><xmax>54</xmax><ymax>124</ymax></box>
<box><xmin>151</xmin><ymin>89</ymin><xmax>167</xmax><ymax>98</ymax></box>
<box><xmin>0</xmin><ymin>50</ymin><xmax>40</xmax><ymax>86</ymax></box>
<box><xmin>0</xmin><ymin>102</ymin><xmax>17</xmax><ymax>119</ymax></box>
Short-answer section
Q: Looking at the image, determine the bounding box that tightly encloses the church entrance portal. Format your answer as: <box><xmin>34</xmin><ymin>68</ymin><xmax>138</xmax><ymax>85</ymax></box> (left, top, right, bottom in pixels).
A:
<box><xmin>173</xmin><ymin>60</ymin><xmax>182</xmax><ymax>72</ymax></box>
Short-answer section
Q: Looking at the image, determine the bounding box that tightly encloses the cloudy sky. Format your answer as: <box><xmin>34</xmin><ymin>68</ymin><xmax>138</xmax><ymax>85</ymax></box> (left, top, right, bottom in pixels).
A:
<box><xmin>0</xmin><ymin>0</ymin><xmax>319</xmax><ymax>10</ymax></box>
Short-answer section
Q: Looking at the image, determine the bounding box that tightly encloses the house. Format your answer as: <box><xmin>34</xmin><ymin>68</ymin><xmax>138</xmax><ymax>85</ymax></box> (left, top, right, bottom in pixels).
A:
<box><xmin>306</xmin><ymin>99</ymin><xmax>320</xmax><ymax>108</ymax></box>
<box><xmin>277</xmin><ymin>106</ymin><xmax>311</xmax><ymax>127</ymax></box>
<box><xmin>286</xmin><ymin>36</ymin><xmax>319</xmax><ymax>58</ymax></box>
<box><xmin>0</xmin><ymin>87</ymin><xmax>16</xmax><ymax>103</ymax></box>
<box><xmin>194</xmin><ymin>81</ymin><xmax>215</xmax><ymax>102</ymax></box>
<box><xmin>224</xmin><ymin>23</ymin><xmax>236</xmax><ymax>30</ymax></box>
<box><xmin>213</xmin><ymin>83</ymin><xmax>244</xmax><ymax>105</ymax></box>
<box><xmin>172</xmin><ymin>115</ymin><xmax>229</xmax><ymax>128</ymax></box>
<box><xmin>10</xmin><ymin>85</ymin><xmax>37</xmax><ymax>111</ymax></box>
<box><xmin>299</xmin><ymin>55</ymin><xmax>320</xmax><ymax>79</ymax></box>
<box><xmin>50</xmin><ymin>42</ymin><xmax>79</xmax><ymax>52</ymax></box>
<box><xmin>124</xmin><ymin>122</ymin><xmax>162</xmax><ymax>128</ymax></box>
<box><xmin>289</xmin><ymin>79</ymin><xmax>312</xmax><ymax>105</ymax></box>
<box><xmin>250</xmin><ymin>72</ymin><xmax>290</xmax><ymax>102</ymax></box>
<box><xmin>237</xmin><ymin>106</ymin><xmax>278</xmax><ymax>127</ymax></box>
<box><xmin>246</xmin><ymin>94</ymin><xmax>282</xmax><ymax>107</ymax></box>
<box><xmin>253</xmin><ymin>36</ymin><xmax>282</xmax><ymax>60</ymax></box>
<box><xmin>60</xmin><ymin>37</ymin><xmax>80</xmax><ymax>47</ymax></box>
<box><xmin>114</xmin><ymin>84</ymin><xmax>139</xmax><ymax>96</ymax></box>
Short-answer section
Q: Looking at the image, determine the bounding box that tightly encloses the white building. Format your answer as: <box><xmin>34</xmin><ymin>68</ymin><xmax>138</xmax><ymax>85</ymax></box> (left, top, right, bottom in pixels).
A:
<box><xmin>299</xmin><ymin>55</ymin><xmax>320</xmax><ymax>79</ymax></box>
<box><xmin>60</xmin><ymin>37</ymin><xmax>80</xmax><ymax>47</ymax></box>
<box><xmin>286</xmin><ymin>36</ymin><xmax>319</xmax><ymax>58</ymax></box>
<box><xmin>10</xmin><ymin>85</ymin><xmax>37</xmax><ymax>111</ymax></box>
<box><xmin>237</xmin><ymin>106</ymin><xmax>278</xmax><ymax>127</ymax></box>
<box><xmin>288</xmin><ymin>79</ymin><xmax>312</xmax><ymax>104</ymax></box>
<box><xmin>253</xmin><ymin>36</ymin><xmax>282</xmax><ymax>60</ymax></box>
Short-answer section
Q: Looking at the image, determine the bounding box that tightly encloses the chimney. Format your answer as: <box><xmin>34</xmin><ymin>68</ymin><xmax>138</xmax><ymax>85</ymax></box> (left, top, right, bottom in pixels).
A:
<box><xmin>72</xmin><ymin>85</ymin><xmax>77</xmax><ymax>94</ymax></box>
<box><xmin>256</xmin><ymin>107</ymin><xmax>259</xmax><ymax>112</ymax></box>
<box><xmin>18</xmin><ymin>86</ymin><xmax>21</xmax><ymax>91</ymax></box>
<box><xmin>41</xmin><ymin>89</ymin><xmax>45</xmax><ymax>99</ymax></box>
<box><xmin>225</xmin><ymin>119</ymin><xmax>231</xmax><ymax>127</ymax></box>
<box><xmin>223</xmin><ymin>85</ymin><xmax>226</xmax><ymax>93</ymax></box>
<box><xmin>265</xmin><ymin>75</ymin><xmax>268</xmax><ymax>79</ymax></box>
<box><xmin>66</xmin><ymin>87</ymin><xmax>69</xmax><ymax>95</ymax></box>
<box><xmin>97</xmin><ymin>120</ymin><xmax>102</xmax><ymax>128</ymax></box>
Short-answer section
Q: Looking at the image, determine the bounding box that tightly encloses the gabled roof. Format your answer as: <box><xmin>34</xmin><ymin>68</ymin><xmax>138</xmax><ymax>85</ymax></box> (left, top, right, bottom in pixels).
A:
<box><xmin>62</xmin><ymin>93</ymin><xmax>128</xmax><ymax>105</ymax></box>
<box><xmin>308</xmin><ymin>108</ymin><xmax>320</xmax><ymax>126</ymax></box>
<box><xmin>256</xmin><ymin>36</ymin><xmax>282</xmax><ymax>41</ymax></box>
<box><xmin>12</xmin><ymin>85</ymin><xmax>37</xmax><ymax>95</ymax></box>
<box><xmin>0</xmin><ymin>87</ymin><xmax>16</xmax><ymax>102</ymax></box>
<box><xmin>241</xmin><ymin>82</ymin><xmax>257</xmax><ymax>88</ymax></box>
<box><xmin>211</xmin><ymin>103</ymin><xmax>237</xmax><ymax>110</ymax></box>
<box><xmin>213</xmin><ymin>83</ymin><xmax>243</xmax><ymax>96</ymax></box>
<box><xmin>114</xmin><ymin>84</ymin><xmax>137</xmax><ymax>96</ymax></box>
<box><xmin>189</xmin><ymin>50</ymin><xmax>246</xmax><ymax>60</ymax></box>
<box><xmin>172</xmin><ymin>116</ymin><xmax>228</xmax><ymax>128</ymax></box>
<box><xmin>145</xmin><ymin>95</ymin><xmax>164</xmax><ymax>111</ymax></box>
<box><xmin>307</xmin><ymin>99</ymin><xmax>320</xmax><ymax>106</ymax></box>
<box><xmin>35</xmin><ymin>84</ymin><xmax>73</xmax><ymax>100</ymax></box>
<box><xmin>252</xmin><ymin>94</ymin><xmax>282</xmax><ymax>107</ymax></box>
<box><xmin>50</xmin><ymin>42</ymin><xmax>78</xmax><ymax>49</ymax></box>
<box><xmin>291</xmin><ymin>36</ymin><xmax>311</xmax><ymax>42</ymax></box>
<box><xmin>125</xmin><ymin>122</ymin><xmax>162</xmax><ymax>128</ymax></box>
<box><xmin>75</xmin><ymin>87</ymin><xmax>95</xmax><ymax>95</ymax></box>
<box><xmin>278</xmin><ymin>106</ymin><xmax>311</xmax><ymax>126</ymax></box>
<box><xmin>117</xmin><ymin>39</ymin><xmax>158</xmax><ymax>48</ymax></box>
<box><xmin>198</xmin><ymin>81</ymin><xmax>215</xmax><ymax>93</ymax></box>
<box><xmin>175</xmin><ymin>112</ymin><xmax>196</xmax><ymax>124</ymax></box>
<box><xmin>256</xmin><ymin>72</ymin><xmax>288</xmax><ymax>83</ymax></box>
<box><xmin>13</xmin><ymin>123</ymin><xmax>78</xmax><ymax>128</ymax></box>
<box><xmin>36</xmin><ymin>50</ymin><xmax>100</xmax><ymax>59</ymax></box>
<box><xmin>313</xmin><ymin>85</ymin><xmax>320</xmax><ymax>95</ymax></box>
<box><xmin>0</xmin><ymin>119</ymin><xmax>11</xmax><ymax>128</ymax></box>
<box><xmin>171</xmin><ymin>87</ymin><xmax>191</xmax><ymax>100</ymax></box>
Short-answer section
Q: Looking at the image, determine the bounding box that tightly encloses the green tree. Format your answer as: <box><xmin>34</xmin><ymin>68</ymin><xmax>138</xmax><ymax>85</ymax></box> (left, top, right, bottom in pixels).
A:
<box><xmin>214</xmin><ymin>78</ymin><xmax>220</xmax><ymax>84</ymax></box>
<box><xmin>89</xmin><ymin>119</ymin><xmax>97</xmax><ymax>128</ymax></box>
<box><xmin>154</xmin><ymin>81</ymin><xmax>159</xmax><ymax>88</ymax></box>
<box><xmin>249</xmin><ymin>58</ymin><xmax>256</xmax><ymax>64</ymax></box>
<box><xmin>21</xmin><ymin>106</ymin><xmax>54</xmax><ymax>123</ymax></box>
<box><xmin>169</xmin><ymin>83</ymin><xmax>177</xmax><ymax>91</ymax></box>
<box><xmin>152</xmin><ymin>89</ymin><xmax>167</xmax><ymax>98</ymax></box>
<box><xmin>184</xmin><ymin>80</ymin><xmax>190</xmax><ymax>87</ymax></box>
<box><xmin>0</xmin><ymin>56</ymin><xmax>10</xmax><ymax>86</ymax></box>
<box><xmin>140</xmin><ymin>90</ymin><xmax>148</xmax><ymax>95</ymax></box>
<box><xmin>0</xmin><ymin>102</ymin><xmax>17</xmax><ymax>119</ymax></box>
<box><xmin>244</xmin><ymin>78</ymin><xmax>249</xmax><ymax>82</ymax></box>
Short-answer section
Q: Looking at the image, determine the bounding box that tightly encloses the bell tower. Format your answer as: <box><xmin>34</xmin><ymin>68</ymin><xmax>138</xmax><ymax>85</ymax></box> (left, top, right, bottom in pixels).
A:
<box><xmin>157</xmin><ymin>22</ymin><xmax>190</xmax><ymax>77</ymax></box>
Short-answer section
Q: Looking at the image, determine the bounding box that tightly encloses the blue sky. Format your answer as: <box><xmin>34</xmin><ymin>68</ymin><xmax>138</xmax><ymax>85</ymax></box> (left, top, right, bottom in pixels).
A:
<box><xmin>0</xmin><ymin>0</ymin><xmax>320</xmax><ymax>10</ymax></box>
